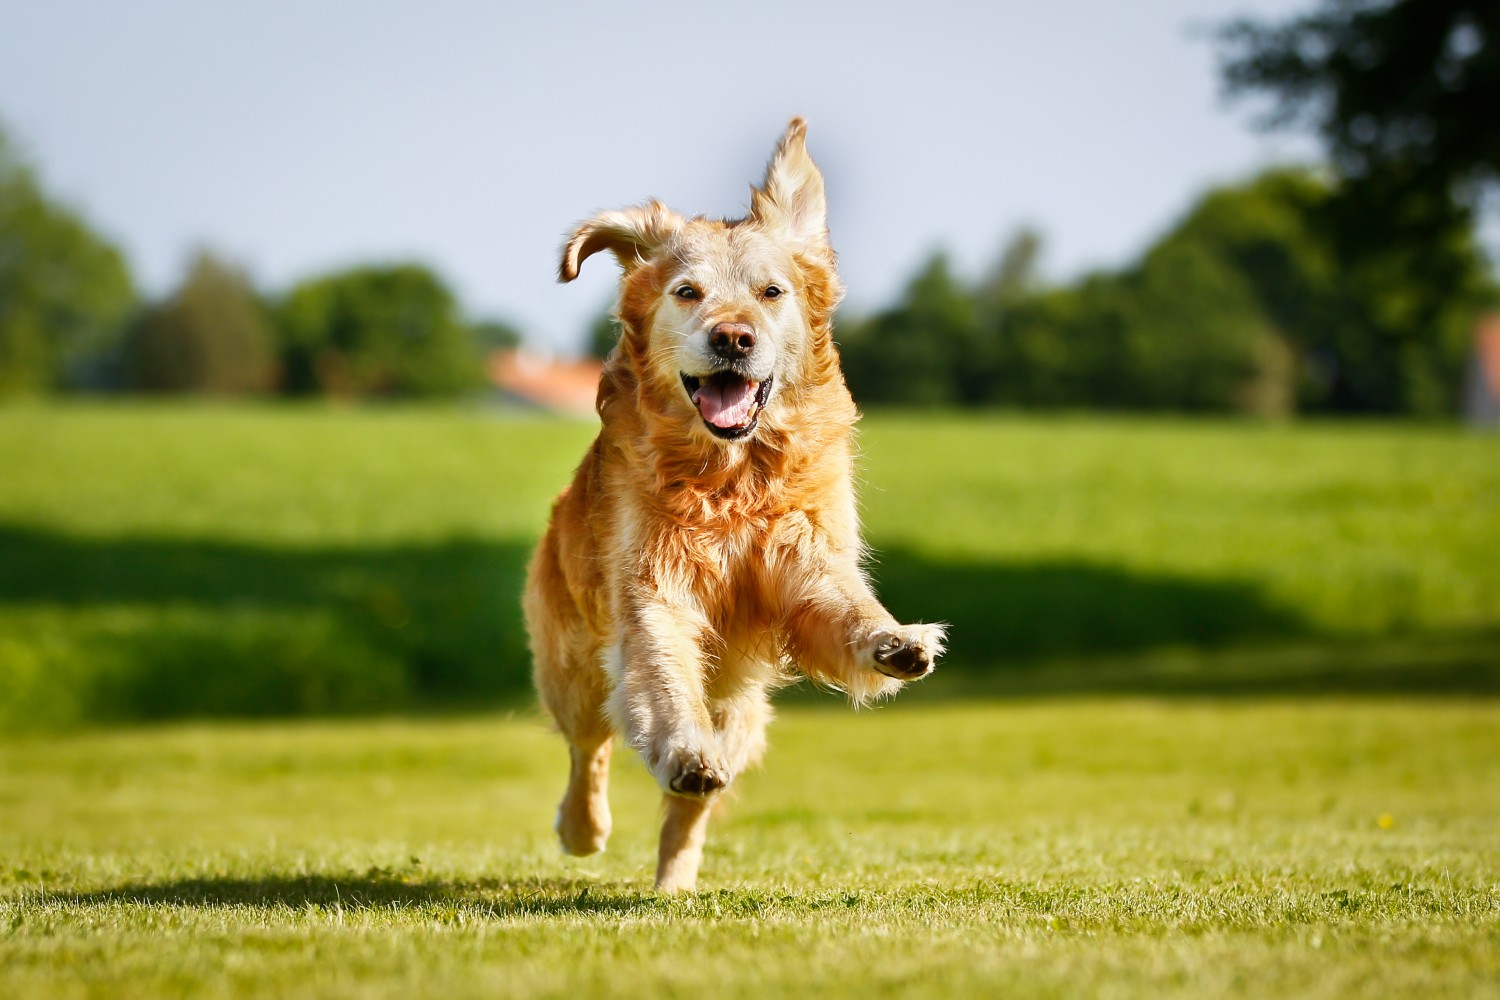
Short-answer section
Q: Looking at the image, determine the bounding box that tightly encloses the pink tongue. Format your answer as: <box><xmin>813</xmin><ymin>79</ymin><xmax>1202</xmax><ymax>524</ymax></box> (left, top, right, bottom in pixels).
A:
<box><xmin>693</xmin><ymin>378</ymin><xmax>759</xmax><ymax>428</ymax></box>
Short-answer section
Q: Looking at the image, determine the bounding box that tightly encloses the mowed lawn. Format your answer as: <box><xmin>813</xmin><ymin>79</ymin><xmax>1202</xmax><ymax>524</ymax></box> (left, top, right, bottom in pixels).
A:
<box><xmin>1</xmin><ymin>405</ymin><xmax>1499</xmax><ymax>996</ymax></box>
<box><xmin>1</xmin><ymin>404</ymin><xmax>1497</xmax><ymax>727</ymax></box>
<box><xmin>2</xmin><ymin>703</ymin><xmax>1498</xmax><ymax>998</ymax></box>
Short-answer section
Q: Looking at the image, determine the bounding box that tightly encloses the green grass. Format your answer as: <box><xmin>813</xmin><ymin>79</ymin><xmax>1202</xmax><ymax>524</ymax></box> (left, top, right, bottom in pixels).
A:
<box><xmin>2</xmin><ymin>702</ymin><xmax>1498</xmax><ymax>998</ymax></box>
<box><xmin>1</xmin><ymin>404</ymin><xmax>1498</xmax><ymax>729</ymax></box>
<box><xmin>2</xmin><ymin>405</ymin><xmax>1498</xmax><ymax>995</ymax></box>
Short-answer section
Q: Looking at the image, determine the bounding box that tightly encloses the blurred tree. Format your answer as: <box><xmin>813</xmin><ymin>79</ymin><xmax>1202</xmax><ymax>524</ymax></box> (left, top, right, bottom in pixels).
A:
<box><xmin>991</xmin><ymin>274</ymin><xmax>1120</xmax><ymax>408</ymax></box>
<box><xmin>470</xmin><ymin>318</ymin><xmax>522</xmax><ymax>354</ymax></box>
<box><xmin>838</xmin><ymin>165</ymin><xmax>1495</xmax><ymax>415</ymax></box>
<box><xmin>0</xmin><ymin>125</ymin><xmax>135</xmax><ymax>394</ymax></box>
<box><xmin>994</xmin><ymin>259</ymin><xmax>1273</xmax><ymax>414</ymax></box>
<box><xmin>977</xmin><ymin>227</ymin><xmax>1044</xmax><ymax>316</ymax></box>
<box><xmin>586</xmin><ymin>307</ymin><xmax>622</xmax><ymax>360</ymax></box>
<box><xmin>128</xmin><ymin>251</ymin><xmax>277</xmax><ymax>394</ymax></box>
<box><xmin>840</xmin><ymin>252</ymin><xmax>980</xmax><ymax>406</ymax></box>
<box><xmin>992</xmin><ymin>169</ymin><xmax>1493</xmax><ymax>415</ymax></box>
<box><xmin>1218</xmin><ymin>0</ymin><xmax>1499</xmax><ymax>208</ymax></box>
<box><xmin>1313</xmin><ymin>175</ymin><xmax>1495</xmax><ymax>414</ymax></box>
<box><xmin>276</xmin><ymin>264</ymin><xmax>481</xmax><ymax>398</ymax></box>
<box><xmin>1119</xmin><ymin>237</ymin><xmax>1275</xmax><ymax>412</ymax></box>
<box><xmin>1218</xmin><ymin>0</ymin><xmax>1500</xmax><ymax>414</ymax></box>
<box><xmin>1145</xmin><ymin>170</ymin><xmax>1333</xmax><ymax>414</ymax></box>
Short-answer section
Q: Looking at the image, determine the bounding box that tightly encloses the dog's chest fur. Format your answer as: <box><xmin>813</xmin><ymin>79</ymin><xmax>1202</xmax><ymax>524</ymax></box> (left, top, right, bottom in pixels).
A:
<box><xmin>609</xmin><ymin>437</ymin><xmax>850</xmax><ymax>666</ymax></box>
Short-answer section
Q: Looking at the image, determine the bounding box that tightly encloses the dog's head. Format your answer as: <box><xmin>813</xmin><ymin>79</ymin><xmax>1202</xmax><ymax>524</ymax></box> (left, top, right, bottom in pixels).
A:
<box><xmin>559</xmin><ymin>118</ymin><xmax>843</xmax><ymax>443</ymax></box>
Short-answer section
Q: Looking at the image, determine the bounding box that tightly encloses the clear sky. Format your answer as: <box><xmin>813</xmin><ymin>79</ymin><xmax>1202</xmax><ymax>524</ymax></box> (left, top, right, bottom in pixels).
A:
<box><xmin>0</xmin><ymin>0</ymin><xmax>1318</xmax><ymax>353</ymax></box>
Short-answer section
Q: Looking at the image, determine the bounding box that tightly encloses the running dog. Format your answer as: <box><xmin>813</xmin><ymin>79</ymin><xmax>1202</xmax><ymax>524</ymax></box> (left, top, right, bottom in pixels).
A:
<box><xmin>525</xmin><ymin>118</ymin><xmax>945</xmax><ymax>891</ymax></box>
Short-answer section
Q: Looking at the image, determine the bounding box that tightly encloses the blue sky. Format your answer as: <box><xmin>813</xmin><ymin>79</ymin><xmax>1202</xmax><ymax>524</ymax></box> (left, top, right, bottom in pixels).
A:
<box><xmin>0</xmin><ymin>0</ymin><xmax>1319</xmax><ymax>352</ymax></box>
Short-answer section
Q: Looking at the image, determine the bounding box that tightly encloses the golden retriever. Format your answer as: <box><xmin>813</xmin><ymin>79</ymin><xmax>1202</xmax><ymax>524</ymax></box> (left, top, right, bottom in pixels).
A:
<box><xmin>525</xmin><ymin>118</ymin><xmax>945</xmax><ymax>891</ymax></box>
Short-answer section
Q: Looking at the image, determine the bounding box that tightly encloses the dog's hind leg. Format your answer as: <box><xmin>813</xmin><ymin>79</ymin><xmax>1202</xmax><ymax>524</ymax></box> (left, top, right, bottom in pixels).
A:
<box><xmin>556</xmin><ymin>718</ymin><xmax>613</xmax><ymax>857</ymax></box>
<box><xmin>541</xmin><ymin>634</ymin><xmax>613</xmax><ymax>856</ymax></box>
<box><xmin>527</xmin><ymin>540</ymin><xmax>615</xmax><ymax>857</ymax></box>
<box><xmin>541</xmin><ymin>647</ymin><xmax>614</xmax><ymax>856</ymax></box>
<box><xmin>539</xmin><ymin>662</ymin><xmax>615</xmax><ymax>856</ymax></box>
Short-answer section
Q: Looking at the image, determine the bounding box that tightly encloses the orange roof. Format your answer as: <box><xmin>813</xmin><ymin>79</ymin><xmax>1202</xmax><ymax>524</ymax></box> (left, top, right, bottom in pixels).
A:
<box><xmin>1477</xmin><ymin>315</ymin><xmax>1500</xmax><ymax>398</ymax></box>
<box><xmin>488</xmin><ymin>350</ymin><xmax>602</xmax><ymax>417</ymax></box>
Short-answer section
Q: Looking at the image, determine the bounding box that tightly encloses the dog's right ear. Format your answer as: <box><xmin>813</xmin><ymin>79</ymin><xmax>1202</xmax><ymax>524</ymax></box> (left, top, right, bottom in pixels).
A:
<box><xmin>558</xmin><ymin>200</ymin><xmax>685</xmax><ymax>283</ymax></box>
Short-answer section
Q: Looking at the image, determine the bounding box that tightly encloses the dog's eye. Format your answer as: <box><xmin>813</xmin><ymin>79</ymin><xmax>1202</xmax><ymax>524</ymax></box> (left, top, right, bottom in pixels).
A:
<box><xmin>762</xmin><ymin>285</ymin><xmax>783</xmax><ymax>300</ymax></box>
<box><xmin>674</xmin><ymin>285</ymin><xmax>699</xmax><ymax>301</ymax></box>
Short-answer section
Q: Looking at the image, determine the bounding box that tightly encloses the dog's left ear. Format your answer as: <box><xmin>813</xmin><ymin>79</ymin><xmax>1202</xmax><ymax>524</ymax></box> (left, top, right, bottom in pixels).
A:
<box><xmin>750</xmin><ymin>117</ymin><xmax>829</xmax><ymax>248</ymax></box>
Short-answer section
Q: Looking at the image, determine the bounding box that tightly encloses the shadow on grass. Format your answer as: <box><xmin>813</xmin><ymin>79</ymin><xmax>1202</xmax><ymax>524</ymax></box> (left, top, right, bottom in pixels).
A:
<box><xmin>872</xmin><ymin>549</ymin><xmax>1311</xmax><ymax>664</ymax></box>
<box><xmin>0</xmin><ymin>524</ymin><xmax>537</xmax><ymax>722</ymax></box>
<box><xmin>868</xmin><ymin>548</ymin><xmax>1500</xmax><ymax>699</ymax></box>
<box><xmin>58</xmin><ymin>874</ymin><xmax>659</xmax><ymax>918</ymax></box>
<box><xmin>1</xmin><ymin>523</ymin><xmax>1495</xmax><ymax>726</ymax></box>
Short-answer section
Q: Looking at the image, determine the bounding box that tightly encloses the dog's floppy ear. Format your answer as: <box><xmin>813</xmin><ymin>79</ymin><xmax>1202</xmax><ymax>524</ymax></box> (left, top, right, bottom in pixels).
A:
<box><xmin>750</xmin><ymin>117</ymin><xmax>828</xmax><ymax>248</ymax></box>
<box><xmin>558</xmin><ymin>200</ymin><xmax>684</xmax><ymax>282</ymax></box>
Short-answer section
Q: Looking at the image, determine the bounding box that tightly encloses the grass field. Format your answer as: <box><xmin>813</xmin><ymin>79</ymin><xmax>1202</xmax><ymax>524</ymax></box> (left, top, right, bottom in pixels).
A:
<box><xmin>2</xmin><ymin>702</ymin><xmax>1498</xmax><ymax>998</ymax></box>
<box><xmin>1</xmin><ymin>404</ymin><xmax>1498</xmax><ymax>729</ymax></box>
<box><xmin>1</xmin><ymin>405</ymin><xmax>1498</xmax><ymax>996</ymax></box>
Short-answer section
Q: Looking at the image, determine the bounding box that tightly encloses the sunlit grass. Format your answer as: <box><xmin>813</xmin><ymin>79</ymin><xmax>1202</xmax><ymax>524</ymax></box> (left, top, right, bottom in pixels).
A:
<box><xmin>2</xmin><ymin>404</ymin><xmax>1498</xmax><ymax>995</ymax></box>
<box><xmin>1</xmin><ymin>403</ymin><xmax>1497</xmax><ymax>729</ymax></box>
<box><xmin>3</xmin><ymin>701</ymin><xmax>1498</xmax><ymax>998</ymax></box>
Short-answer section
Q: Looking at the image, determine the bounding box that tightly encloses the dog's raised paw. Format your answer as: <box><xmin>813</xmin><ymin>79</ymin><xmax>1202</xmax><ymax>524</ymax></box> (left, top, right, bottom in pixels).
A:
<box><xmin>870</xmin><ymin>623</ymin><xmax>946</xmax><ymax>680</ymax></box>
<box><xmin>668</xmin><ymin>763</ymin><xmax>730</xmax><ymax>798</ymax></box>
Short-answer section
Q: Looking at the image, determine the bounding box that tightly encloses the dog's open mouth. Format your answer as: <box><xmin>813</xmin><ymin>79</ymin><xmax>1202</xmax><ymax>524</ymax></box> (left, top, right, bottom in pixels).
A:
<box><xmin>680</xmin><ymin>372</ymin><xmax>773</xmax><ymax>440</ymax></box>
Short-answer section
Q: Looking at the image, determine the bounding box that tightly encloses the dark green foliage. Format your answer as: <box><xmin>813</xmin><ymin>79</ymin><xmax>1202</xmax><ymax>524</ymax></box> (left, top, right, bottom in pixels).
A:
<box><xmin>844</xmin><ymin>203</ymin><xmax>1288</xmax><ymax>413</ymax></box>
<box><xmin>987</xmin><ymin>278</ymin><xmax>1113</xmax><ymax>408</ymax></box>
<box><xmin>841</xmin><ymin>167</ymin><xmax>1495</xmax><ymax>415</ymax></box>
<box><xmin>1310</xmin><ymin>178</ymin><xmax>1495</xmax><ymax>414</ymax></box>
<box><xmin>840</xmin><ymin>3</ymin><xmax>1500</xmax><ymax>416</ymax></box>
<box><xmin>0</xmin><ymin>126</ymin><xmax>135</xmax><ymax>394</ymax></box>
<box><xmin>977</xmin><ymin>227</ymin><xmax>1044</xmax><ymax>316</ymax></box>
<box><xmin>1217</xmin><ymin>0</ymin><xmax>1500</xmax><ymax>415</ymax></box>
<box><xmin>127</xmin><ymin>251</ymin><xmax>277</xmax><ymax>394</ymax></box>
<box><xmin>586</xmin><ymin>307</ymin><xmax>622</xmax><ymax>360</ymax></box>
<box><xmin>839</xmin><ymin>252</ymin><xmax>982</xmax><ymax>406</ymax></box>
<box><xmin>1119</xmin><ymin>239</ymin><xmax>1271</xmax><ymax>411</ymax></box>
<box><xmin>469</xmin><ymin>318</ymin><xmax>522</xmax><ymax>354</ymax></box>
<box><xmin>277</xmin><ymin>265</ymin><xmax>482</xmax><ymax>397</ymax></box>
<box><xmin>1218</xmin><ymin>0</ymin><xmax>1500</xmax><ymax>202</ymax></box>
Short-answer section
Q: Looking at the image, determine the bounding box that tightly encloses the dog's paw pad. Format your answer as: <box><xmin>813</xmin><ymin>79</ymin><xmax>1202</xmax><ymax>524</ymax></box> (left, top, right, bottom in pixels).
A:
<box><xmin>668</xmin><ymin>764</ymin><xmax>729</xmax><ymax>798</ymax></box>
<box><xmin>870</xmin><ymin>624</ymin><xmax>945</xmax><ymax>680</ymax></box>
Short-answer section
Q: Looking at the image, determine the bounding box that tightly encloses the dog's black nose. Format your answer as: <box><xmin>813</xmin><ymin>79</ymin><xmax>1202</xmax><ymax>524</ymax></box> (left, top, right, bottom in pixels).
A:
<box><xmin>709</xmin><ymin>323</ymin><xmax>756</xmax><ymax>360</ymax></box>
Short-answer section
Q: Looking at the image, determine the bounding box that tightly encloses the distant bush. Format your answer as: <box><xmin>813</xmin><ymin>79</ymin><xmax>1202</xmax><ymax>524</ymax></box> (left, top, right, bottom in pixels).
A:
<box><xmin>0</xmin><ymin>125</ymin><xmax>135</xmax><ymax>395</ymax></box>
<box><xmin>839</xmin><ymin>169</ymin><xmax>1497</xmax><ymax>415</ymax></box>
<box><xmin>841</xmin><ymin>253</ymin><xmax>981</xmax><ymax>407</ymax></box>
<box><xmin>276</xmin><ymin>264</ymin><xmax>483</xmax><ymax>398</ymax></box>
<box><xmin>127</xmin><ymin>251</ymin><xmax>278</xmax><ymax>394</ymax></box>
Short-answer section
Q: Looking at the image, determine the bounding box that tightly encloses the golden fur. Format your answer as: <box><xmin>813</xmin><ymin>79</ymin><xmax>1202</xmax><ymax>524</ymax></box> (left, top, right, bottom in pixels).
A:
<box><xmin>525</xmin><ymin>119</ymin><xmax>945</xmax><ymax>891</ymax></box>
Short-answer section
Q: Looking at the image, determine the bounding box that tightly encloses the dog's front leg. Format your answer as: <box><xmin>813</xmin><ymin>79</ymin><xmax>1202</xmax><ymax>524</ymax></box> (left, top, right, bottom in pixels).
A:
<box><xmin>781</xmin><ymin>554</ymin><xmax>946</xmax><ymax>700</ymax></box>
<box><xmin>614</xmin><ymin>594</ymin><xmax>730</xmax><ymax>798</ymax></box>
<box><xmin>614</xmin><ymin>592</ymin><xmax>729</xmax><ymax>893</ymax></box>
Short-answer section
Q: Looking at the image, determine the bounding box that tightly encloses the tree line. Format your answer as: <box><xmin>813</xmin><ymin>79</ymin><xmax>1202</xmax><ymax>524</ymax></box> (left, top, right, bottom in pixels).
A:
<box><xmin>0</xmin><ymin>125</ymin><xmax>518</xmax><ymax>400</ymax></box>
<box><xmin>4</xmin><ymin>0</ymin><xmax>1497</xmax><ymax>411</ymax></box>
<box><xmin>832</xmin><ymin>0</ymin><xmax>1500</xmax><ymax>416</ymax></box>
<box><xmin>835</xmin><ymin>168</ymin><xmax>1495</xmax><ymax>416</ymax></box>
